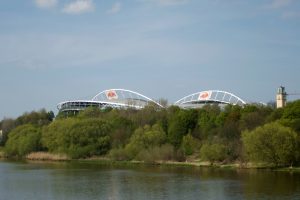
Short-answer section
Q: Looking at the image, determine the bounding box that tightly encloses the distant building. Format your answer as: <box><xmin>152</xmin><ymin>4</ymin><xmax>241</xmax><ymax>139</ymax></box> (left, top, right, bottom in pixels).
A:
<box><xmin>174</xmin><ymin>90</ymin><xmax>246</xmax><ymax>109</ymax></box>
<box><xmin>57</xmin><ymin>89</ymin><xmax>163</xmax><ymax>115</ymax></box>
<box><xmin>276</xmin><ymin>86</ymin><xmax>287</xmax><ymax>108</ymax></box>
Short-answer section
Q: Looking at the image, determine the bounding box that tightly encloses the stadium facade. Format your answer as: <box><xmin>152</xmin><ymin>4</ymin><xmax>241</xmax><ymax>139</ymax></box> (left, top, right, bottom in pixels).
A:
<box><xmin>57</xmin><ymin>89</ymin><xmax>164</xmax><ymax>113</ymax></box>
<box><xmin>174</xmin><ymin>90</ymin><xmax>246</xmax><ymax>109</ymax></box>
<box><xmin>57</xmin><ymin>89</ymin><xmax>246</xmax><ymax>113</ymax></box>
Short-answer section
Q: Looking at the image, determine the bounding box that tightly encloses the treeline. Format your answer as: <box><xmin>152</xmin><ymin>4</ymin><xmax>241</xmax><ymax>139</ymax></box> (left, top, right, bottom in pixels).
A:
<box><xmin>1</xmin><ymin>101</ymin><xmax>300</xmax><ymax>167</ymax></box>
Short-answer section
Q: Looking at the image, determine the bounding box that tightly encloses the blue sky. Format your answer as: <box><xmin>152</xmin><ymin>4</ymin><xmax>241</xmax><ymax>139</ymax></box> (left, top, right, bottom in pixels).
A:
<box><xmin>0</xmin><ymin>0</ymin><xmax>300</xmax><ymax>118</ymax></box>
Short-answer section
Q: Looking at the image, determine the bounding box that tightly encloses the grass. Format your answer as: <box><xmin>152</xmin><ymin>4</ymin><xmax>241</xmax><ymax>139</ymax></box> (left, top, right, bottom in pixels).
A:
<box><xmin>3</xmin><ymin>150</ymin><xmax>300</xmax><ymax>172</ymax></box>
<box><xmin>26</xmin><ymin>152</ymin><xmax>70</xmax><ymax>161</ymax></box>
<box><xmin>275</xmin><ymin>167</ymin><xmax>300</xmax><ymax>172</ymax></box>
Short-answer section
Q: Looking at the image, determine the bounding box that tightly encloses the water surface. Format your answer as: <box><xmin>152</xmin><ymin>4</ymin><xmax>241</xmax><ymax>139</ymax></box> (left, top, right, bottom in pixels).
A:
<box><xmin>1</xmin><ymin>160</ymin><xmax>300</xmax><ymax>200</ymax></box>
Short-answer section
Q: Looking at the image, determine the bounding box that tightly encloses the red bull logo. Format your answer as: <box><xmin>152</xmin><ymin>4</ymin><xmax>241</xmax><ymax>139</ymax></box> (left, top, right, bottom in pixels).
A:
<box><xmin>105</xmin><ymin>90</ymin><xmax>118</xmax><ymax>100</ymax></box>
<box><xmin>198</xmin><ymin>91</ymin><xmax>211</xmax><ymax>100</ymax></box>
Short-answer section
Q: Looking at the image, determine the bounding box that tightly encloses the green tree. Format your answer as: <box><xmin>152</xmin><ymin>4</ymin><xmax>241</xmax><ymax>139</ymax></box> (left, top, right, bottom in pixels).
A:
<box><xmin>15</xmin><ymin>109</ymin><xmax>53</xmax><ymax>127</ymax></box>
<box><xmin>5</xmin><ymin>124</ymin><xmax>42</xmax><ymax>157</ymax></box>
<box><xmin>181</xmin><ymin>133</ymin><xmax>199</xmax><ymax>156</ymax></box>
<box><xmin>124</xmin><ymin>124</ymin><xmax>167</xmax><ymax>159</ymax></box>
<box><xmin>242</xmin><ymin>122</ymin><xmax>298</xmax><ymax>166</ymax></box>
<box><xmin>266</xmin><ymin>108</ymin><xmax>283</xmax><ymax>122</ymax></box>
<box><xmin>168</xmin><ymin>109</ymin><xmax>197</xmax><ymax>148</ymax></box>
<box><xmin>282</xmin><ymin>100</ymin><xmax>300</xmax><ymax>120</ymax></box>
<box><xmin>42</xmin><ymin>118</ymin><xmax>112</xmax><ymax>158</ymax></box>
<box><xmin>109</xmin><ymin>115</ymin><xmax>135</xmax><ymax>148</ymax></box>
<box><xmin>281</xmin><ymin>100</ymin><xmax>300</xmax><ymax>132</ymax></box>
<box><xmin>239</xmin><ymin>112</ymin><xmax>264</xmax><ymax>131</ymax></box>
<box><xmin>42</xmin><ymin>118</ymin><xmax>75</xmax><ymax>153</ymax></box>
<box><xmin>200</xmin><ymin>143</ymin><xmax>227</xmax><ymax>164</ymax></box>
<box><xmin>77</xmin><ymin>107</ymin><xmax>104</xmax><ymax>119</ymax></box>
<box><xmin>197</xmin><ymin>105</ymin><xmax>221</xmax><ymax>139</ymax></box>
<box><xmin>67</xmin><ymin>119</ymin><xmax>111</xmax><ymax>158</ymax></box>
<box><xmin>0</xmin><ymin>118</ymin><xmax>16</xmax><ymax>146</ymax></box>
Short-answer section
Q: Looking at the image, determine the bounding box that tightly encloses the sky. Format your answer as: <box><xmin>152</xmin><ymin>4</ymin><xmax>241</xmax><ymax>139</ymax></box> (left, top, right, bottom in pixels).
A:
<box><xmin>0</xmin><ymin>0</ymin><xmax>300</xmax><ymax>119</ymax></box>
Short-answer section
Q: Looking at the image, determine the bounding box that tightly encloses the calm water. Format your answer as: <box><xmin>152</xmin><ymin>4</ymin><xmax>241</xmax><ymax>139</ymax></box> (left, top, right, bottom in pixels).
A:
<box><xmin>1</xmin><ymin>160</ymin><xmax>300</xmax><ymax>200</ymax></box>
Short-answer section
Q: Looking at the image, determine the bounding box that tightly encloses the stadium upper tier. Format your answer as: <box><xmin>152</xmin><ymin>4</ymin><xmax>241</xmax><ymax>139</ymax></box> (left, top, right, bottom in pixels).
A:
<box><xmin>58</xmin><ymin>89</ymin><xmax>247</xmax><ymax>113</ymax></box>
<box><xmin>57</xmin><ymin>89</ymin><xmax>163</xmax><ymax>112</ymax></box>
<box><xmin>174</xmin><ymin>90</ymin><xmax>246</xmax><ymax>108</ymax></box>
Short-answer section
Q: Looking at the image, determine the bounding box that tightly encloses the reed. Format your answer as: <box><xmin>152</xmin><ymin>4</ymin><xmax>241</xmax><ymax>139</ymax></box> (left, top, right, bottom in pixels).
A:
<box><xmin>26</xmin><ymin>152</ymin><xmax>70</xmax><ymax>161</ymax></box>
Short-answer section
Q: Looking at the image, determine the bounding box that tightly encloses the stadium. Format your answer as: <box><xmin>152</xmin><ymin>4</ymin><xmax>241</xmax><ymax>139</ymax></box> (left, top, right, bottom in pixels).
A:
<box><xmin>174</xmin><ymin>90</ymin><xmax>246</xmax><ymax>108</ymax></box>
<box><xmin>57</xmin><ymin>89</ymin><xmax>246</xmax><ymax>113</ymax></box>
<box><xmin>57</xmin><ymin>89</ymin><xmax>164</xmax><ymax>113</ymax></box>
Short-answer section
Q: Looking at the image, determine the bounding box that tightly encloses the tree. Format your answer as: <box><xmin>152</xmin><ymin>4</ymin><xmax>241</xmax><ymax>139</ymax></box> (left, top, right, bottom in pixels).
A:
<box><xmin>108</xmin><ymin>115</ymin><xmax>135</xmax><ymax>148</ymax></box>
<box><xmin>181</xmin><ymin>133</ymin><xmax>199</xmax><ymax>156</ymax></box>
<box><xmin>168</xmin><ymin>109</ymin><xmax>197</xmax><ymax>148</ymax></box>
<box><xmin>200</xmin><ymin>143</ymin><xmax>227</xmax><ymax>164</ymax></box>
<box><xmin>239</xmin><ymin>112</ymin><xmax>264</xmax><ymax>131</ymax></box>
<box><xmin>267</xmin><ymin>108</ymin><xmax>283</xmax><ymax>122</ymax></box>
<box><xmin>42</xmin><ymin>118</ymin><xmax>112</xmax><ymax>158</ymax></box>
<box><xmin>15</xmin><ymin>109</ymin><xmax>53</xmax><ymax>127</ymax></box>
<box><xmin>282</xmin><ymin>100</ymin><xmax>300</xmax><ymax>120</ymax></box>
<box><xmin>197</xmin><ymin>105</ymin><xmax>220</xmax><ymax>139</ymax></box>
<box><xmin>281</xmin><ymin>100</ymin><xmax>300</xmax><ymax>132</ymax></box>
<box><xmin>124</xmin><ymin>124</ymin><xmax>167</xmax><ymax>159</ymax></box>
<box><xmin>47</xmin><ymin>111</ymin><xmax>55</xmax><ymax>122</ymax></box>
<box><xmin>0</xmin><ymin>118</ymin><xmax>16</xmax><ymax>146</ymax></box>
<box><xmin>5</xmin><ymin>124</ymin><xmax>42</xmax><ymax>157</ymax></box>
<box><xmin>158</xmin><ymin>98</ymin><xmax>168</xmax><ymax>108</ymax></box>
<box><xmin>77</xmin><ymin>107</ymin><xmax>103</xmax><ymax>119</ymax></box>
<box><xmin>242</xmin><ymin>122</ymin><xmax>298</xmax><ymax>166</ymax></box>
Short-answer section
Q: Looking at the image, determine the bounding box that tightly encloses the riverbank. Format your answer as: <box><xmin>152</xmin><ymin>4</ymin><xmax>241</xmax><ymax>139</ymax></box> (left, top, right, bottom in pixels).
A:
<box><xmin>1</xmin><ymin>151</ymin><xmax>299</xmax><ymax>171</ymax></box>
<box><xmin>26</xmin><ymin>152</ymin><xmax>70</xmax><ymax>161</ymax></box>
<box><xmin>73</xmin><ymin>159</ymin><xmax>300</xmax><ymax>172</ymax></box>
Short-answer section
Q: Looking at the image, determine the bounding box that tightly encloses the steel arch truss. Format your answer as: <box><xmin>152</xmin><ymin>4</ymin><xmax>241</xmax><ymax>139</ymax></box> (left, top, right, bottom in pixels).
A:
<box><xmin>57</xmin><ymin>89</ymin><xmax>163</xmax><ymax>113</ymax></box>
<box><xmin>92</xmin><ymin>89</ymin><xmax>163</xmax><ymax>109</ymax></box>
<box><xmin>174</xmin><ymin>90</ymin><xmax>246</xmax><ymax>108</ymax></box>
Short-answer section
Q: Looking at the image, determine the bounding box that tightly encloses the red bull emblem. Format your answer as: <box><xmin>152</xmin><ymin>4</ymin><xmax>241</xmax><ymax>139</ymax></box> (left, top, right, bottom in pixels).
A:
<box><xmin>105</xmin><ymin>90</ymin><xmax>118</xmax><ymax>100</ymax></box>
<box><xmin>198</xmin><ymin>91</ymin><xmax>211</xmax><ymax>100</ymax></box>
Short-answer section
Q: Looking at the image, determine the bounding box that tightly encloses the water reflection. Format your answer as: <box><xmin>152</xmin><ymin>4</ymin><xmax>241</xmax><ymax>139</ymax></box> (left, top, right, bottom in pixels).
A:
<box><xmin>0</xmin><ymin>161</ymin><xmax>300</xmax><ymax>200</ymax></box>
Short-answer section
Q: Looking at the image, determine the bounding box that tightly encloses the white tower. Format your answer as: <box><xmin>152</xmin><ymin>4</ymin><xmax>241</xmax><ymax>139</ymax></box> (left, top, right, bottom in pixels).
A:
<box><xmin>276</xmin><ymin>86</ymin><xmax>287</xmax><ymax>108</ymax></box>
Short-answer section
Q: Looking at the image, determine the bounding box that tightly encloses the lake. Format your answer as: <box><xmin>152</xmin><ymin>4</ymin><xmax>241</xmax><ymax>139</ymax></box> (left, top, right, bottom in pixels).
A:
<box><xmin>1</xmin><ymin>160</ymin><xmax>300</xmax><ymax>200</ymax></box>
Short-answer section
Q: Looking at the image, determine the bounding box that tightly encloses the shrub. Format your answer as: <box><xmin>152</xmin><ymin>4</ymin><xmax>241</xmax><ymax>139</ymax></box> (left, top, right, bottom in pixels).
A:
<box><xmin>42</xmin><ymin>118</ymin><xmax>112</xmax><ymax>158</ymax></box>
<box><xmin>181</xmin><ymin>133</ymin><xmax>200</xmax><ymax>156</ymax></box>
<box><xmin>200</xmin><ymin>143</ymin><xmax>226</xmax><ymax>164</ymax></box>
<box><xmin>242</xmin><ymin>122</ymin><xmax>298</xmax><ymax>166</ymax></box>
<box><xmin>109</xmin><ymin>148</ymin><xmax>130</xmax><ymax>161</ymax></box>
<box><xmin>5</xmin><ymin>124</ymin><xmax>42</xmax><ymax>157</ymax></box>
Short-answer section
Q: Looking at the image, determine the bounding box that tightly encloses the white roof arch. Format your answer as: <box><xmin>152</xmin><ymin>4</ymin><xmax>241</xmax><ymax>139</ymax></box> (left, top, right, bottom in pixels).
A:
<box><xmin>174</xmin><ymin>90</ymin><xmax>246</xmax><ymax>108</ymax></box>
<box><xmin>92</xmin><ymin>89</ymin><xmax>164</xmax><ymax>108</ymax></box>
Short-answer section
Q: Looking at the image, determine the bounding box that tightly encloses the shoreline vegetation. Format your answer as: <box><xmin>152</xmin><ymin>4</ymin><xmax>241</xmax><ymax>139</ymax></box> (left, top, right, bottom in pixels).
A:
<box><xmin>1</xmin><ymin>150</ymin><xmax>300</xmax><ymax>171</ymax></box>
<box><xmin>1</xmin><ymin>100</ymin><xmax>300</xmax><ymax>170</ymax></box>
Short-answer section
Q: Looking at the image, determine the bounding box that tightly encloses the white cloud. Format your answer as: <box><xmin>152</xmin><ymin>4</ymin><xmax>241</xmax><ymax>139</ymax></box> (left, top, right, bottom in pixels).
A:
<box><xmin>139</xmin><ymin>0</ymin><xmax>189</xmax><ymax>6</ymax></box>
<box><xmin>62</xmin><ymin>0</ymin><xmax>94</xmax><ymax>14</ymax></box>
<box><xmin>107</xmin><ymin>2</ymin><xmax>122</xmax><ymax>14</ymax></box>
<box><xmin>35</xmin><ymin>0</ymin><xmax>57</xmax><ymax>9</ymax></box>
<box><xmin>268</xmin><ymin>0</ymin><xmax>293</xmax><ymax>9</ymax></box>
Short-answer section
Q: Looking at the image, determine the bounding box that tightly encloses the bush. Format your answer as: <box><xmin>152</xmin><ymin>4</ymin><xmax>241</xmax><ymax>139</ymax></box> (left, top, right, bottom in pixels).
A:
<box><xmin>123</xmin><ymin>124</ymin><xmax>167</xmax><ymax>159</ymax></box>
<box><xmin>135</xmin><ymin>144</ymin><xmax>175</xmax><ymax>163</ymax></box>
<box><xmin>42</xmin><ymin>118</ymin><xmax>112</xmax><ymax>158</ymax></box>
<box><xmin>200</xmin><ymin>143</ymin><xmax>227</xmax><ymax>164</ymax></box>
<box><xmin>109</xmin><ymin>148</ymin><xmax>130</xmax><ymax>161</ymax></box>
<box><xmin>5</xmin><ymin>124</ymin><xmax>42</xmax><ymax>157</ymax></box>
<box><xmin>242</xmin><ymin>122</ymin><xmax>298</xmax><ymax>166</ymax></box>
<box><xmin>181</xmin><ymin>133</ymin><xmax>200</xmax><ymax>156</ymax></box>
